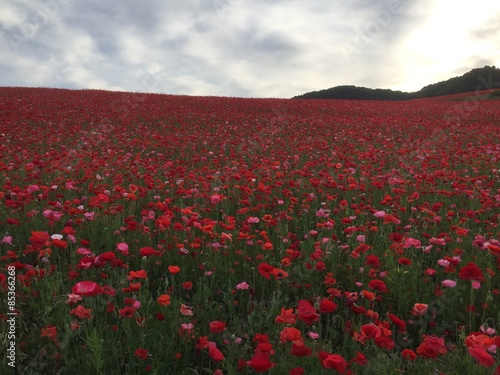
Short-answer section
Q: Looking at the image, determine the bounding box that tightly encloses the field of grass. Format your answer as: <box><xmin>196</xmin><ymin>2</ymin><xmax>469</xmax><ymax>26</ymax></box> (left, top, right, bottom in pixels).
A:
<box><xmin>1</xmin><ymin>87</ymin><xmax>499</xmax><ymax>374</ymax></box>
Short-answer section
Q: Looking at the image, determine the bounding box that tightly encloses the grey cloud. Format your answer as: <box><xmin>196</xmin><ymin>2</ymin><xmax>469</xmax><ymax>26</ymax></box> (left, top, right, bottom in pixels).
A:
<box><xmin>0</xmin><ymin>0</ymin><xmax>498</xmax><ymax>97</ymax></box>
<box><xmin>470</xmin><ymin>21</ymin><xmax>500</xmax><ymax>40</ymax></box>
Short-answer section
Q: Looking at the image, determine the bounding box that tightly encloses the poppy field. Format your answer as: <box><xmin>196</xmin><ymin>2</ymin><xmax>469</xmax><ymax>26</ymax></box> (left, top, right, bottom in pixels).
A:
<box><xmin>1</xmin><ymin>87</ymin><xmax>500</xmax><ymax>374</ymax></box>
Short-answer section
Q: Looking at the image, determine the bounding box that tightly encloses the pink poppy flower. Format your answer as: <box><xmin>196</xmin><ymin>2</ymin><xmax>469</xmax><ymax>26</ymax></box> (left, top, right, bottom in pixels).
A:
<box><xmin>71</xmin><ymin>281</ymin><xmax>102</xmax><ymax>297</ymax></box>
<box><xmin>236</xmin><ymin>282</ymin><xmax>250</xmax><ymax>290</ymax></box>
<box><xmin>441</xmin><ymin>279</ymin><xmax>457</xmax><ymax>288</ymax></box>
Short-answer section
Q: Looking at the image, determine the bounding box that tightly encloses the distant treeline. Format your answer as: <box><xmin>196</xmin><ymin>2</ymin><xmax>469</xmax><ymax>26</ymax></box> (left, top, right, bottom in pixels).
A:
<box><xmin>293</xmin><ymin>66</ymin><xmax>500</xmax><ymax>100</ymax></box>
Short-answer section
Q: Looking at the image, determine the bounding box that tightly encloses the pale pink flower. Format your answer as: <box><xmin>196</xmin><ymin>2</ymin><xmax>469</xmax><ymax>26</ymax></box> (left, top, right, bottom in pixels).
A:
<box><xmin>180</xmin><ymin>304</ymin><xmax>193</xmax><ymax>316</ymax></box>
<box><xmin>117</xmin><ymin>242</ymin><xmax>129</xmax><ymax>255</ymax></box>
<box><xmin>437</xmin><ymin>259</ymin><xmax>450</xmax><ymax>267</ymax></box>
<box><xmin>27</xmin><ymin>184</ymin><xmax>40</xmax><ymax>193</ymax></box>
<box><xmin>1</xmin><ymin>236</ymin><xmax>13</xmax><ymax>245</ymax></box>
<box><xmin>441</xmin><ymin>279</ymin><xmax>457</xmax><ymax>288</ymax></box>
<box><xmin>472</xmin><ymin>281</ymin><xmax>481</xmax><ymax>289</ymax></box>
<box><xmin>210</xmin><ymin>194</ymin><xmax>222</xmax><ymax>204</ymax></box>
<box><xmin>430</xmin><ymin>237</ymin><xmax>446</xmax><ymax>246</ymax></box>
<box><xmin>308</xmin><ymin>332</ymin><xmax>320</xmax><ymax>339</ymax></box>
<box><xmin>77</xmin><ymin>248</ymin><xmax>92</xmax><ymax>256</ymax></box>
<box><xmin>404</xmin><ymin>237</ymin><xmax>421</xmax><ymax>248</ymax></box>
<box><xmin>374</xmin><ymin>211</ymin><xmax>386</xmax><ymax>218</ymax></box>
<box><xmin>236</xmin><ymin>282</ymin><xmax>250</xmax><ymax>290</ymax></box>
<box><xmin>66</xmin><ymin>293</ymin><xmax>82</xmax><ymax>304</ymax></box>
<box><xmin>356</xmin><ymin>235</ymin><xmax>366</xmax><ymax>243</ymax></box>
<box><xmin>42</xmin><ymin>210</ymin><xmax>54</xmax><ymax>217</ymax></box>
<box><xmin>480</xmin><ymin>325</ymin><xmax>496</xmax><ymax>335</ymax></box>
<box><xmin>422</xmin><ymin>245</ymin><xmax>433</xmax><ymax>253</ymax></box>
<box><xmin>316</xmin><ymin>209</ymin><xmax>326</xmax><ymax>217</ymax></box>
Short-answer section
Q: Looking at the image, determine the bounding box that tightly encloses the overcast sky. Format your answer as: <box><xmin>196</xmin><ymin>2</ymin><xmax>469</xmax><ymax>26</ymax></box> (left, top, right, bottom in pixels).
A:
<box><xmin>1</xmin><ymin>0</ymin><xmax>499</xmax><ymax>98</ymax></box>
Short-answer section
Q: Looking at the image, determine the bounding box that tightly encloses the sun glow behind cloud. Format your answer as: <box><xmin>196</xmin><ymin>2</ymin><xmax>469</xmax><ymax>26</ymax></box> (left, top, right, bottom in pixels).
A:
<box><xmin>391</xmin><ymin>0</ymin><xmax>500</xmax><ymax>92</ymax></box>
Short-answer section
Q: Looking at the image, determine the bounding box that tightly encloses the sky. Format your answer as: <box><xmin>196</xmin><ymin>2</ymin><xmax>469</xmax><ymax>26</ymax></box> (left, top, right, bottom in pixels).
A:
<box><xmin>0</xmin><ymin>0</ymin><xmax>499</xmax><ymax>98</ymax></box>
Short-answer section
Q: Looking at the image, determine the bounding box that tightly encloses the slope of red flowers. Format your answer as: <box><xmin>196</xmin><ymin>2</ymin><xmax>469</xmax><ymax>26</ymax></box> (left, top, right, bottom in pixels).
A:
<box><xmin>0</xmin><ymin>87</ymin><xmax>499</xmax><ymax>373</ymax></box>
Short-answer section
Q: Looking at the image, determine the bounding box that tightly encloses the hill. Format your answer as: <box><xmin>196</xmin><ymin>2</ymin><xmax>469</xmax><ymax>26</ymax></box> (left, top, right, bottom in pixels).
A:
<box><xmin>293</xmin><ymin>65</ymin><xmax>500</xmax><ymax>100</ymax></box>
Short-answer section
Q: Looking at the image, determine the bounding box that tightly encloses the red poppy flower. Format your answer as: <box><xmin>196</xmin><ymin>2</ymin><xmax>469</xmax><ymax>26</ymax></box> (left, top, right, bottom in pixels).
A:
<box><xmin>291</xmin><ymin>343</ymin><xmax>312</xmax><ymax>357</ymax></box>
<box><xmin>290</xmin><ymin>367</ymin><xmax>305</xmax><ymax>375</ymax></box>
<box><xmin>275</xmin><ymin>308</ymin><xmax>297</xmax><ymax>324</ymax></box>
<box><xmin>416</xmin><ymin>335</ymin><xmax>447</xmax><ymax>358</ymax></box>
<box><xmin>297</xmin><ymin>300</ymin><xmax>319</xmax><ymax>325</ymax></box>
<box><xmin>208</xmin><ymin>343</ymin><xmax>225</xmax><ymax>362</ymax></box>
<box><xmin>374</xmin><ymin>335</ymin><xmax>395</xmax><ymax>350</ymax></box>
<box><xmin>70</xmin><ymin>305</ymin><xmax>93</xmax><ymax>320</ymax></box>
<box><xmin>401</xmin><ymin>349</ymin><xmax>417</xmax><ymax>360</ymax></box>
<box><xmin>270</xmin><ymin>267</ymin><xmax>289</xmax><ymax>279</ymax></box>
<box><xmin>248</xmin><ymin>349</ymin><xmax>275</xmax><ymax>372</ymax></box>
<box><xmin>412</xmin><ymin>303</ymin><xmax>429</xmax><ymax>316</ymax></box>
<box><xmin>258</xmin><ymin>262</ymin><xmax>275</xmax><ymax>279</ymax></box>
<box><xmin>196</xmin><ymin>336</ymin><xmax>209</xmax><ymax>350</ymax></box>
<box><xmin>486</xmin><ymin>243</ymin><xmax>500</xmax><ymax>256</ymax></box>
<box><xmin>388</xmin><ymin>313</ymin><xmax>406</xmax><ymax>332</ymax></box>
<box><xmin>40</xmin><ymin>326</ymin><xmax>58</xmax><ymax>343</ymax></box>
<box><xmin>209</xmin><ymin>320</ymin><xmax>226</xmax><ymax>333</ymax></box>
<box><xmin>319</xmin><ymin>299</ymin><xmax>338</xmax><ymax>313</ymax></box>
<box><xmin>354</xmin><ymin>323</ymin><xmax>381</xmax><ymax>344</ymax></box>
<box><xmin>468</xmin><ymin>346</ymin><xmax>495</xmax><ymax>367</ymax></box>
<box><xmin>368</xmin><ymin>279</ymin><xmax>388</xmax><ymax>292</ymax></box>
<box><xmin>97</xmin><ymin>252</ymin><xmax>116</xmax><ymax>262</ymax></box>
<box><xmin>168</xmin><ymin>265</ymin><xmax>181</xmax><ymax>274</ymax></box>
<box><xmin>319</xmin><ymin>352</ymin><xmax>348</xmax><ymax>373</ymax></box>
<box><xmin>365</xmin><ymin>254</ymin><xmax>380</xmax><ymax>268</ymax></box>
<box><xmin>128</xmin><ymin>270</ymin><xmax>148</xmax><ymax>280</ymax></box>
<box><xmin>262</xmin><ymin>242</ymin><xmax>274</xmax><ymax>251</ymax></box>
<box><xmin>351</xmin><ymin>351</ymin><xmax>368</xmax><ymax>365</ymax></box>
<box><xmin>139</xmin><ymin>246</ymin><xmax>161</xmax><ymax>257</ymax></box>
<box><xmin>119</xmin><ymin>306</ymin><xmax>136</xmax><ymax>318</ymax></box>
<box><xmin>29</xmin><ymin>231</ymin><xmax>51</xmax><ymax>250</ymax></box>
<box><xmin>134</xmin><ymin>348</ymin><xmax>148</xmax><ymax>360</ymax></box>
<box><xmin>459</xmin><ymin>262</ymin><xmax>485</xmax><ymax>281</ymax></box>
<box><xmin>398</xmin><ymin>257</ymin><xmax>412</xmax><ymax>266</ymax></box>
<box><xmin>52</xmin><ymin>239</ymin><xmax>68</xmax><ymax>249</ymax></box>
<box><xmin>157</xmin><ymin>294</ymin><xmax>171</xmax><ymax>306</ymax></box>
<box><xmin>280</xmin><ymin>327</ymin><xmax>303</xmax><ymax>345</ymax></box>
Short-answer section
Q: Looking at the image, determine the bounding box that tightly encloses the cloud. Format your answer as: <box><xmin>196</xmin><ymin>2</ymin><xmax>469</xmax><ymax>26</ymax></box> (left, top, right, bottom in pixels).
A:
<box><xmin>0</xmin><ymin>0</ymin><xmax>499</xmax><ymax>97</ymax></box>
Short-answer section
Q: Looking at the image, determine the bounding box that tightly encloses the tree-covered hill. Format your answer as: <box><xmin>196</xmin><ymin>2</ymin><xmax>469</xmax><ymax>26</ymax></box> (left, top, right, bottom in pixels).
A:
<box><xmin>293</xmin><ymin>65</ymin><xmax>500</xmax><ymax>100</ymax></box>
